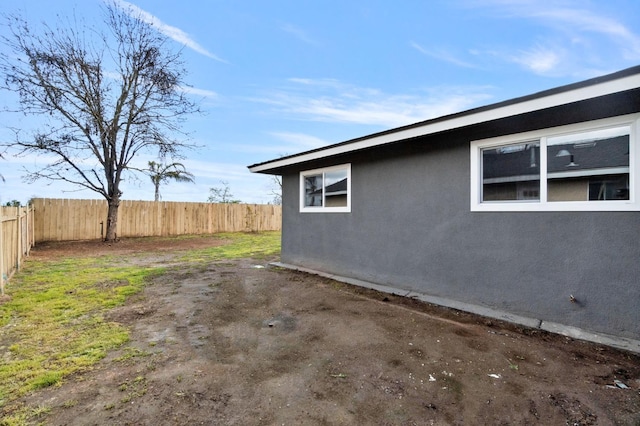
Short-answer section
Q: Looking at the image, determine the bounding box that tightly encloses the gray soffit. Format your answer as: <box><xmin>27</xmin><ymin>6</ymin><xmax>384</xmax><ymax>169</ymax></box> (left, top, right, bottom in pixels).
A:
<box><xmin>248</xmin><ymin>66</ymin><xmax>640</xmax><ymax>174</ymax></box>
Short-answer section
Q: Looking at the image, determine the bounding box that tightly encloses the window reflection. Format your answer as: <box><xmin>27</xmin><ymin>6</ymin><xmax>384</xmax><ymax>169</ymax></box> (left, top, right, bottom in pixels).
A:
<box><xmin>324</xmin><ymin>170</ymin><xmax>348</xmax><ymax>207</ymax></box>
<box><xmin>482</xmin><ymin>142</ymin><xmax>540</xmax><ymax>201</ymax></box>
<box><xmin>547</xmin><ymin>127</ymin><xmax>629</xmax><ymax>201</ymax></box>
<box><xmin>304</xmin><ymin>174</ymin><xmax>323</xmax><ymax>207</ymax></box>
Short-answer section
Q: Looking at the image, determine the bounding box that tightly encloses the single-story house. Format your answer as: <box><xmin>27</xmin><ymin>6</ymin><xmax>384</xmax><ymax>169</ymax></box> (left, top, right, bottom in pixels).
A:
<box><xmin>249</xmin><ymin>66</ymin><xmax>640</xmax><ymax>353</ymax></box>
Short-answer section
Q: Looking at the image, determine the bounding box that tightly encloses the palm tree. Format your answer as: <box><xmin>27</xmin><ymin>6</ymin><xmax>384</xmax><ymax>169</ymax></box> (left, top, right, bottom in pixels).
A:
<box><xmin>147</xmin><ymin>161</ymin><xmax>195</xmax><ymax>201</ymax></box>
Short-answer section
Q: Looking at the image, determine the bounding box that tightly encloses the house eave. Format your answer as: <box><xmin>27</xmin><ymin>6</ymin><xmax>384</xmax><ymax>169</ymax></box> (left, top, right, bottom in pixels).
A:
<box><xmin>248</xmin><ymin>66</ymin><xmax>640</xmax><ymax>174</ymax></box>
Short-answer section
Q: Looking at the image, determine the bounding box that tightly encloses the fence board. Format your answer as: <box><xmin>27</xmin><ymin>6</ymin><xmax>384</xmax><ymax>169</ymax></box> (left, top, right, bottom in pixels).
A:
<box><xmin>1</xmin><ymin>198</ymin><xmax>280</xmax><ymax>290</ymax></box>
<box><xmin>31</xmin><ymin>198</ymin><xmax>282</xmax><ymax>242</ymax></box>
<box><xmin>1</xmin><ymin>206</ymin><xmax>35</xmax><ymax>295</ymax></box>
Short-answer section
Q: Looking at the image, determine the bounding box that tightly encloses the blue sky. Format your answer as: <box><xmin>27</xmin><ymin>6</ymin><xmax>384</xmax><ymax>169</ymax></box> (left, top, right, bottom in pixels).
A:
<box><xmin>0</xmin><ymin>0</ymin><xmax>639</xmax><ymax>204</ymax></box>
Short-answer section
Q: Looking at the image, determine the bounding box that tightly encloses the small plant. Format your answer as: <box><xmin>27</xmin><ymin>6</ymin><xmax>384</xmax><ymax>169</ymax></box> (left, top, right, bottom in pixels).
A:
<box><xmin>507</xmin><ymin>358</ymin><xmax>519</xmax><ymax>371</ymax></box>
<box><xmin>62</xmin><ymin>399</ymin><xmax>78</xmax><ymax>408</ymax></box>
<box><xmin>113</xmin><ymin>347</ymin><xmax>153</xmax><ymax>363</ymax></box>
<box><xmin>118</xmin><ymin>375</ymin><xmax>148</xmax><ymax>404</ymax></box>
<box><xmin>30</xmin><ymin>404</ymin><xmax>51</xmax><ymax>417</ymax></box>
<box><xmin>146</xmin><ymin>360</ymin><xmax>157</xmax><ymax>372</ymax></box>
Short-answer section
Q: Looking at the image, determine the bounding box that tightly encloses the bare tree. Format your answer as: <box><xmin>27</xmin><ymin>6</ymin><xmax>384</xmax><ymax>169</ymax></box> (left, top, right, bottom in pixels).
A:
<box><xmin>145</xmin><ymin>160</ymin><xmax>194</xmax><ymax>201</ymax></box>
<box><xmin>269</xmin><ymin>175</ymin><xmax>282</xmax><ymax>205</ymax></box>
<box><xmin>207</xmin><ymin>180</ymin><xmax>240</xmax><ymax>203</ymax></box>
<box><xmin>0</xmin><ymin>2</ymin><xmax>199</xmax><ymax>240</ymax></box>
<box><xmin>265</xmin><ymin>154</ymin><xmax>286</xmax><ymax>205</ymax></box>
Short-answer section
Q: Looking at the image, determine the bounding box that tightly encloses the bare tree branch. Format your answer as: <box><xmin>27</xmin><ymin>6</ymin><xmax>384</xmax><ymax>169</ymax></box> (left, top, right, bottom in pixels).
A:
<box><xmin>0</xmin><ymin>2</ymin><xmax>201</xmax><ymax>240</ymax></box>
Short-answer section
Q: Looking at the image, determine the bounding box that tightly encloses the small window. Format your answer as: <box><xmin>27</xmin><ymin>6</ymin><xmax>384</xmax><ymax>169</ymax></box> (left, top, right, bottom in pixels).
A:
<box><xmin>300</xmin><ymin>164</ymin><xmax>351</xmax><ymax>212</ymax></box>
<box><xmin>471</xmin><ymin>115</ymin><xmax>639</xmax><ymax>211</ymax></box>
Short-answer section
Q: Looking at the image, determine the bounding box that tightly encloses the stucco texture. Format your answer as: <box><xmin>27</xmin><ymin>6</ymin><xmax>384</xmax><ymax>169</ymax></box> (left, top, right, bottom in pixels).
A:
<box><xmin>280</xmin><ymin>133</ymin><xmax>640</xmax><ymax>342</ymax></box>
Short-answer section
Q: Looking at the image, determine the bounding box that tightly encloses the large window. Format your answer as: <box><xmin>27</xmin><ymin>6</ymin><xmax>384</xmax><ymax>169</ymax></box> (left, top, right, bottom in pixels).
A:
<box><xmin>471</xmin><ymin>115</ymin><xmax>639</xmax><ymax>211</ymax></box>
<box><xmin>300</xmin><ymin>164</ymin><xmax>351</xmax><ymax>212</ymax></box>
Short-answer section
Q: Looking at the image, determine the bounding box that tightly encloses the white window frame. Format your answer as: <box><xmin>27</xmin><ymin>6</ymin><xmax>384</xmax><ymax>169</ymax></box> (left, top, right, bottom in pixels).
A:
<box><xmin>470</xmin><ymin>114</ymin><xmax>640</xmax><ymax>211</ymax></box>
<box><xmin>300</xmin><ymin>163</ymin><xmax>351</xmax><ymax>213</ymax></box>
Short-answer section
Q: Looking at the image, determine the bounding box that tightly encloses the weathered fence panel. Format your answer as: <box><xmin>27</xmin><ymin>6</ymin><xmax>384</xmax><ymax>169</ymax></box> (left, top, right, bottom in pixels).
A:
<box><xmin>0</xmin><ymin>205</ymin><xmax>34</xmax><ymax>295</ymax></box>
<box><xmin>31</xmin><ymin>198</ymin><xmax>282</xmax><ymax>242</ymax></box>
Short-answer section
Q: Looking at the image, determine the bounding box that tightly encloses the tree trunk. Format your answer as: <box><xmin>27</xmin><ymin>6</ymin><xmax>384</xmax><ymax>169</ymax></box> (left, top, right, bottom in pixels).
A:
<box><xmin>105</xmin><ymin>199</ymin><xmax>120</xmax><ymax>241</ymax></box>
<box><xmin>154</xmin><ymin>182</ymin><xmax>160</xmax><ymax>202</ymax></box>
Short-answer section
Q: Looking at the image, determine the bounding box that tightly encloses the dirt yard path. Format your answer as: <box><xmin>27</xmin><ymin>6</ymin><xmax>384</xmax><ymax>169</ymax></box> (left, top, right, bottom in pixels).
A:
<box><xmin>19</xmin><ymin>238</ymin><xmax>640</xmax><ymax>425</ymax></box>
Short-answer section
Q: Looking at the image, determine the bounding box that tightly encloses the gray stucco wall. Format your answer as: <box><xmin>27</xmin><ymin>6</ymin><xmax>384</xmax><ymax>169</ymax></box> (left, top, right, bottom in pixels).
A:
<box><xmin>280</xmin><ymin>135</ymin><xmax>640</xmax><ymax>342</ymax></box>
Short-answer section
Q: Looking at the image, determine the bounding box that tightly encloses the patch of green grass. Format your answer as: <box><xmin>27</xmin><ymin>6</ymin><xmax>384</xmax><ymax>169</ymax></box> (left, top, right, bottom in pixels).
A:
<box><xmin>178</xmin><ymin>231</ymin><xmax>281</xmax><ymax>262</ymax></box>
<box><xmin>0</xmin><ymin>231</ymin><xmax>281</xmax><ymax>423</ymax></box>
<box><xmin>31</xmin><ymin>371</ymin><xmax>63</xmax><ymax>390</ymax></box>
<box><xmin>0</xmin><ymin>254</ymin><xmax>163</xmax><ymax>419</ymax></box>
<box><xmin>0</xmin><ymin>410</ymin><xmax>28</xmax><ymax>426</ymax></box>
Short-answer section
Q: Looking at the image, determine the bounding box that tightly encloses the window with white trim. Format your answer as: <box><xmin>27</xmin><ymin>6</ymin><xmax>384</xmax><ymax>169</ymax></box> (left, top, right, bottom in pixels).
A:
<box><xmin>470</xmin><ymin>115</ymin><xmax>640</xmax><ymax>211</ymax></box>
<box><xmin>300</xmin><ymin>164</ymin><xmax>351</xmax><ymax>212</ymax></box>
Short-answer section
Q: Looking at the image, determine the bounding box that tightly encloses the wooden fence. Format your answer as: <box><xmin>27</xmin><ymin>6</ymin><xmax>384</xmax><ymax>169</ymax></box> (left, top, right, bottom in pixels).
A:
<box><xmin>31</xmin><ymin>198</ymin><xmax>282</xmax><ymax>242</ymax></box>
<box><xmin>1</xmin><ymin>205</ymin><xmax>35</xmax><ymax>295</ymax></box>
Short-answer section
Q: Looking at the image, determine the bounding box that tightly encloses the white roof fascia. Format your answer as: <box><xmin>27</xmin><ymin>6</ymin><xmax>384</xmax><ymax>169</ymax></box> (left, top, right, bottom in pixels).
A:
<box><xmin>249</xmin><ymin>73</ymin><xmax>640</xmax><ymax>173</ymax></box>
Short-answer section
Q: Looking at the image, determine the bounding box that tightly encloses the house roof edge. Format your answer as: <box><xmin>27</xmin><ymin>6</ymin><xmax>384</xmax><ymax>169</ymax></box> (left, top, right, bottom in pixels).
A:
<box><xmin>248</xmin><ymin>65</ymin><xmax>640</xmax><ymax>174</ymax></box>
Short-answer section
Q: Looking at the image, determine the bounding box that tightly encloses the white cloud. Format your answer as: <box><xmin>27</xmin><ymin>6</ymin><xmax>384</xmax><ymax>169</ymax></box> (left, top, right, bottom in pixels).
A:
<box><xmin>173</xmin><ymin>159</ymin><xmax>273</xmax><ymax>203</ymax></box>
<box><xmin>509</xmin><ymin>44</ymin><xmax>562</xmax><ymax>74</ymax></box>
<box><xmin>268</xmin><ymin>132</ymin><xmax>328</xmax><ymax>149</ymax></box>
<box><xmin>180</xmin><ymin>86</ymin><xmax>219</xmax><ymax>99</ymax></box>
<box><xmin>254</xmin><ymin>79</ymin><xmax>494</xmax><ymax>128</ymax></box>
<box><xmin>111</xmin><ymin>0</ymin><xmax>227</xmax><ymax>62</ymax></box>
<box><xmin>465</xmin><ymin>0</ymin><xmax>640</xmax><ymax>75</ymax></box>
<box><xmin>182</xmin><ymin>159</ymin><xmax>250</xmax><ymax>180</ymax></box>
<box><xmin>280</xmin><ymin>23</ymin><xmax>320</xmax><ymax>46</ymax></box>
<box><xmin>288</xmin><ymin>78</ymin><xmax>347</xmax><ymax>89</ymax></box>
<box><xmin>213</xmin><ymin>132</ymin><xmax>329</xmax><ymax>158</ymax></box>
<box><xmin>410</xmin><ymin>41</ymin><xmax>479</xmax><ymax>69</ymax></box>
<box><xmin>530</xmin><ymin>7</ymin><xmax>640</xmax><ymax>59</ymax></box>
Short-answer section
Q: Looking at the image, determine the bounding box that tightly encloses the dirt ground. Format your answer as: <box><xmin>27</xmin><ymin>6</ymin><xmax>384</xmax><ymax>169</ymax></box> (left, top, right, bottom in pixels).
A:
<box><xmin>14</xmin><ymin>236</ymin><xmax>640</xmax><ymax>425</ymax></box>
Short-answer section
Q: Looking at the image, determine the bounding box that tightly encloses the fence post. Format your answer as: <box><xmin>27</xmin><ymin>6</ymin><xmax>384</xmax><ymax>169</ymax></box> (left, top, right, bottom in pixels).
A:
<box><xmin>16</xmin><ymin>207</ymin><xmax>21</xmax><ymax>271</ymax></box>
<box><xmin>29</xmin><ymin>204</ymin><xmax>34</xmax><ymax>254</ymax></box>
<box><xmin>0</xmin><ymin>212</ymin><xmax>4</xmax><ymax>296</ymax></box>
<box><xmin>26</xmin><ymin>205</ymin><xmax>31</xmax><ymax>256</ymax></box>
